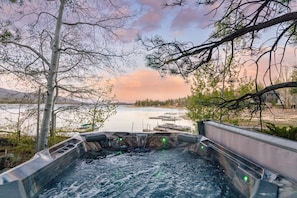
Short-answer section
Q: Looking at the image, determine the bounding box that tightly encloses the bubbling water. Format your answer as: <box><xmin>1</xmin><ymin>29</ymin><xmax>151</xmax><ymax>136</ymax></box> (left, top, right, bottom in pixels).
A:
<box><xmin>39</xmin><ymin>149</ymin><xmax>242</xmax><ymax>198</ymax></box>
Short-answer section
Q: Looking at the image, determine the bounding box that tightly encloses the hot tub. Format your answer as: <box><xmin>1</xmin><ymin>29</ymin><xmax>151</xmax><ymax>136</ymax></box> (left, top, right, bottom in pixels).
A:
<box><xmin>0</xmin><ymin>123</ymin><xmax>296</xmax><ymax>197</ymax></box>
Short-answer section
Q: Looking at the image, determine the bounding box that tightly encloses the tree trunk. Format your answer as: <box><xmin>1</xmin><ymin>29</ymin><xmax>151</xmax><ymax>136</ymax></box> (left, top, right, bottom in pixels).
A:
<box><xmin>38</xmin><ymin>0</ymin><xmax>66</xmax><ymax>151</ymax></box>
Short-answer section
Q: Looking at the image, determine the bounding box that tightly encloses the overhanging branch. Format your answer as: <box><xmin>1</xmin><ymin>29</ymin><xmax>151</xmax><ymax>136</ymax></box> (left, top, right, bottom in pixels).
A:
<box><xmin>220</xmin><ymin>82</ymin><xmax>297</xmax><ymax>109</ymax></box>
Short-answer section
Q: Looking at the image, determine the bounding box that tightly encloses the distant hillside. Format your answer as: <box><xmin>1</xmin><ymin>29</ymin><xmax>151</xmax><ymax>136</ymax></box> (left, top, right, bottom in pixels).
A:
<box><xmin>0</xmin><ymin>88</ymin><xmax>79</xmax><ymax>104</ymax></box>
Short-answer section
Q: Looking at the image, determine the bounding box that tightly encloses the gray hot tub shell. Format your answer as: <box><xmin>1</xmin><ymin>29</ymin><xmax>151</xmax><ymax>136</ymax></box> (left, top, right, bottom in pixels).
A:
<box><xmin>0</xmin><ymin>122</ymin><xmax>296</xmax><ymax>198</ymax></box>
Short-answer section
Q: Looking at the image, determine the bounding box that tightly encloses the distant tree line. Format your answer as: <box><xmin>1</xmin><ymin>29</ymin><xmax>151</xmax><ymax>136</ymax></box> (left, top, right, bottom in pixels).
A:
<box><xmin>135</xmin><ymin>98</ymin><xmax>187</xmax><ymax>107</ymax></box>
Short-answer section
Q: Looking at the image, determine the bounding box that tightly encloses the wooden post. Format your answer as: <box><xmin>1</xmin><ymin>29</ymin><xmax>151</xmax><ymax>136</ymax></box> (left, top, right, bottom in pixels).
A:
<box><xmin>35</xmin><ymin>87</ymin><xmax>41</xmax><ymax>153</ymax></box>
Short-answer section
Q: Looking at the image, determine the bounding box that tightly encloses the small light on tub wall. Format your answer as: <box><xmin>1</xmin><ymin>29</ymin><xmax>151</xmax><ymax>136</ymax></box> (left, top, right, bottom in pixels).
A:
<box><xmin>243</xmin><ymin>175</ymin><xmax>249</xmax><ymax>182</ymax></box>
<box><xmin>162</xmin><ymin>137</ymin><xmax>167</xmax><ymax>144</ymax></box>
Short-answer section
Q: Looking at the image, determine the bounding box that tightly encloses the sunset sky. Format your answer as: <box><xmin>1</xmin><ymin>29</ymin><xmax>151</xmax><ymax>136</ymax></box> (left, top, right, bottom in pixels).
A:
<box><xmin>111</xmin><ymin>69</ymin><xmax>191</xmax><ymax>102</ymax></box>
<box><xmin>2</xmin><ymin>1</ymin><xmax>296</xmax><ymax>103</ymax></box>
<box><xmin>111</xmin><ymin>0</ymin><xmax>215</xmax><ymax>102</ymax></box>
<box><xmin>110</xmin><ymin>0</ymin><xmax>297</xmax><ymax>103</ymax></box>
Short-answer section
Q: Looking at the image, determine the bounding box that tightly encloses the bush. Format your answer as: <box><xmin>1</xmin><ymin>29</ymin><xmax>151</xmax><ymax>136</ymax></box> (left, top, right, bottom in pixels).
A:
<box><xmin>1</xmin><ymin>133</ymin><xmax>69</xmax><ymax>170</ymax></box>
<box><xmin>263</xmin><ymin>122</ymin><xmax>297</xmax><ymax>141</ymax></box>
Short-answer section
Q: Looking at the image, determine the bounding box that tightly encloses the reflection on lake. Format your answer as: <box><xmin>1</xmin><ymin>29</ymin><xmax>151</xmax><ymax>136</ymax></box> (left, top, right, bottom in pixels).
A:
<box><xmin>99</xmin><ymin>105</ymin><xmax>194</xmax><ymax>132</ymax></box>
<box><xmin>0</xmin><ymin>104</ymin><xmax>195</xmax><ymax>136</ymax></box>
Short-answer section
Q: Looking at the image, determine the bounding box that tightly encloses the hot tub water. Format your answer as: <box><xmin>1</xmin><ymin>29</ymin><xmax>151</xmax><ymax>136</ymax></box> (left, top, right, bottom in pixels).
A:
<box><xmin>38</xmin><ymin>149</ymin><xmax>242</xmax><ymax>198</ymax></box>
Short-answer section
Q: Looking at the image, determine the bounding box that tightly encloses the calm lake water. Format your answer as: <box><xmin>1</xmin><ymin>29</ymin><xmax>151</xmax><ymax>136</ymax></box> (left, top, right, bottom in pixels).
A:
<box><xmin>99</xmin><ymin>105</ymin><xmax>194</xmax><ymax>132</ymax></box>
<box><xmin>0</xmin><ymin>105</ymin><xmax>195</xmax><ymax>135</ymax></box>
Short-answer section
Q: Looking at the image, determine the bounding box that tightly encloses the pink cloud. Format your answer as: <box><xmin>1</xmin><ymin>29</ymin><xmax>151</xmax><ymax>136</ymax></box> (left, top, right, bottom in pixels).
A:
<box><xmin>135</xmin><ymin>11</ymin><xmax>164</xmax><ymax>32</ymax></box>
<box><xmin>111</xmin><ymin>69</ymin><xmax>191</xmax><ymax>103</ymax></box>
<box><xmin>133</xmin><ymin>0</ymin><xmax>220</xmax><ymax>35</ymax></box>
<box><xmin>171</xmin><ymin>6</ymin><xmax>216</xmax><ymax>29</ymax></box>
<box><xmin>115</xmin><ymin>28</ymin><xmax>140</xmax><ymax>42</ymax></box>
<box><xmin>133</xmin><ymin>0</ymin><xmax>166</xmax><ymax>32</ymax></box>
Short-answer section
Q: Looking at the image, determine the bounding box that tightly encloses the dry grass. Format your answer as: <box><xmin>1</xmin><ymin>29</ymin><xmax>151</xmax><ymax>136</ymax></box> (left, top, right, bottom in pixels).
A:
<box><xmin>237</xmin><ymin>107</ymin><xmax>297</xmax><ymax>128</ymax></box>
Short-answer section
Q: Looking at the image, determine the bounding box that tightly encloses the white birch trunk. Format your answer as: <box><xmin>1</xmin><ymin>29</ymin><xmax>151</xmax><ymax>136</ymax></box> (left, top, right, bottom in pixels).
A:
<box><xmin>38</xmin><ymin>0</ymin><xmax>66</xmax><ymax>151</ymax></box>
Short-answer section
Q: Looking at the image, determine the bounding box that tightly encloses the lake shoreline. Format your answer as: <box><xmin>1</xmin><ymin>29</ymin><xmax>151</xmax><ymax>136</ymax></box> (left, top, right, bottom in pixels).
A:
<box><xmin>127</xmin><ymin>104</ymin><xmax>187</xmax><ymax>110</ymax></box>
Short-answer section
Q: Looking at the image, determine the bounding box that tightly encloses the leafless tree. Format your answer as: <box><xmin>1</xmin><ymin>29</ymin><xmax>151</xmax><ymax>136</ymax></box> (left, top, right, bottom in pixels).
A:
<box><xmin>0</xmin><ymin>0</ymin><xmax>137</xmax><ymax>150</ymax></box>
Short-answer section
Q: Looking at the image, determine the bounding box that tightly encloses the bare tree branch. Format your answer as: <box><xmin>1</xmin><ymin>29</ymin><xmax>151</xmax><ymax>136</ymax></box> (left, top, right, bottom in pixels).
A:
<box><xmin>1</xmin><ymin>41</ymin><xmax>50</xmax><ymax>66</ymax></box>
<box><xmin>220</xmin><ymin>82</ymin><xmax>297</xmax><ymax>110</ymax></box>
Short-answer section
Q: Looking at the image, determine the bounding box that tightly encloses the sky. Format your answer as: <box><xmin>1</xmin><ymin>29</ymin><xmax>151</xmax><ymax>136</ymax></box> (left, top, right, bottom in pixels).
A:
<box><xmin>111</xmin><ymin>69</ymin><xmax>191</xmax><ymax>102</ymax></box>
<box><xmin>0</xmin><ymin>0</ymin><xmax>212</xmax><ymax>103</ymax></box>
<box><xmin>2</xmin><ymin>1</ymin><xmax>296</xmax><ymax>103</ymax></box>
<box><xmin>110</xmin><ymin>0</ymin><xmax>216</xmax><ymax>103</ymax></box>
<box><xmin>110</xmin><ymin>0</ymin><xmax>297</xmax><ymax>103</ymax></box>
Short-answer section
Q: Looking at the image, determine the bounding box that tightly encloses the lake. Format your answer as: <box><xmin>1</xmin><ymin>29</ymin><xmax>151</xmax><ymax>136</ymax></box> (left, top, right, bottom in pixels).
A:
<box><xmin>99</xmin><ymin>105</ymin><xmax>194</xmax><ymax>132</ymax></box>
<box><xmin>0</xmin><ymin>104</ymin><xmax>195</xmax><ymax>136</ymax></box>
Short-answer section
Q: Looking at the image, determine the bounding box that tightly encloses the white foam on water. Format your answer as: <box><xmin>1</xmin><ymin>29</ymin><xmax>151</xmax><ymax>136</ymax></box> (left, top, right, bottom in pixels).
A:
<box><xmin>39</xmin><ymin>149</ymin><xmax>243</xmax><ymax>198</ymax></box>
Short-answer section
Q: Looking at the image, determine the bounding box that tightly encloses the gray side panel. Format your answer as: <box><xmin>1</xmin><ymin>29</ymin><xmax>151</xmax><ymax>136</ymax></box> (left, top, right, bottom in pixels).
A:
<box><xmin>204</xmin><ymin>121</ymin><xmax>297</xmax><ymax>183</ymax></box>
<box><xmin>0</xmin><ymin>180</ymin><xmax>28</xmax><ymax>198</ymax></box>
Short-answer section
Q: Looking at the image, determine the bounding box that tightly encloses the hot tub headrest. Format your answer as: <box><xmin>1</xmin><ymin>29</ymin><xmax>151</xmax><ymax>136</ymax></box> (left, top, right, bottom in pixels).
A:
<box><xmin>177</xmin><ymin>134</ymin><xmax>198</xmax><ymax>143</ymax></box>
<box><xmin>85</xmin><ymin>134</ymin><xmax>107</xmax><ymax>142</ymax></box>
